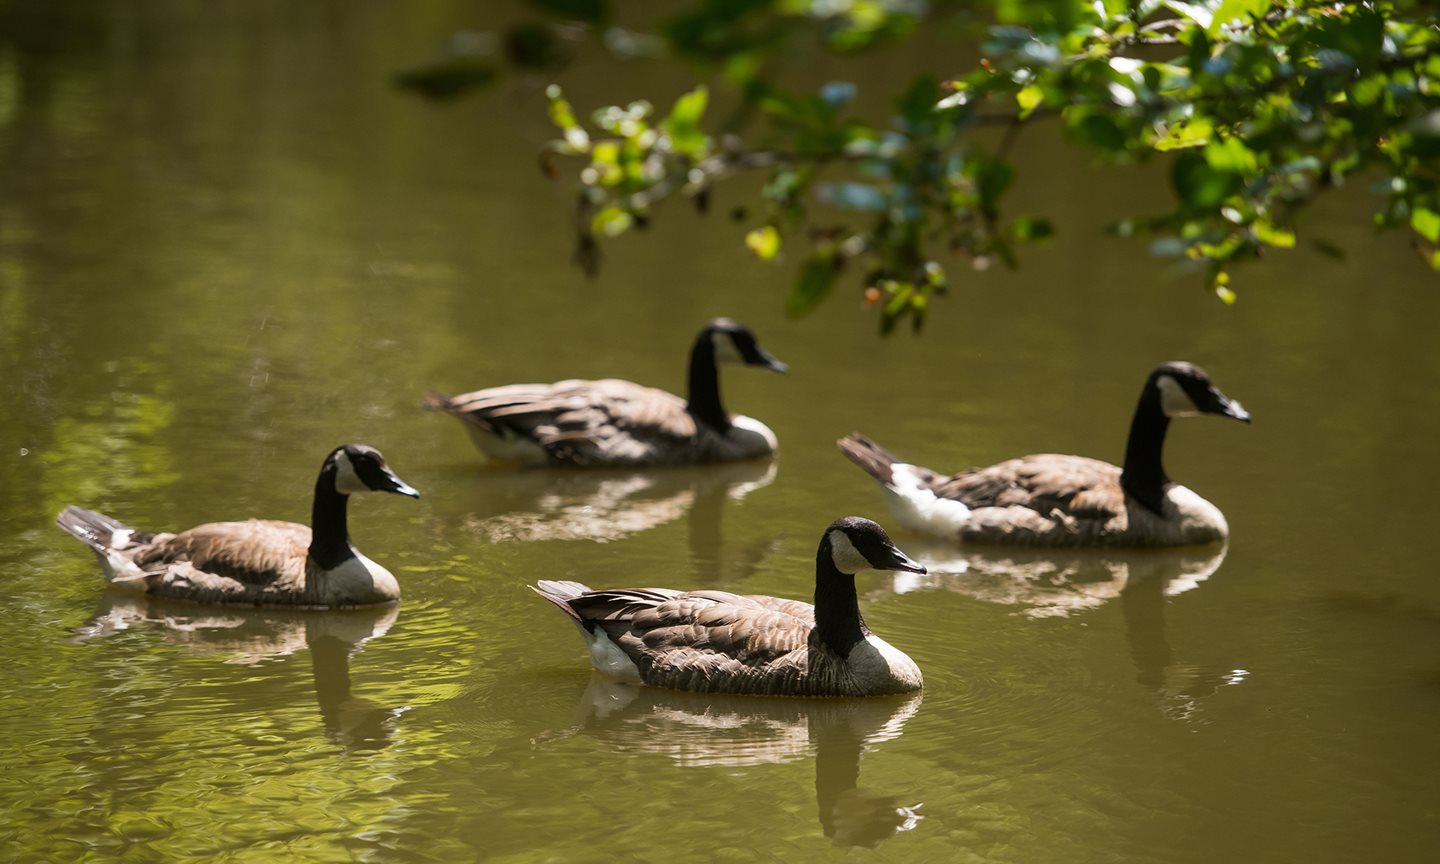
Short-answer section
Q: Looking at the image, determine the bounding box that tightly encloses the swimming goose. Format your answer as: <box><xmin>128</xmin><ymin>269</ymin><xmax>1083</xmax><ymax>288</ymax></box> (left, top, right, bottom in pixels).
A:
<box><xmin>532</xmin><ymin>516</ymin><xmax>926</xmax><ymax>697</ymax></box>
<box><xmin>56</xmin><ymin>444</ymin><xmax>420</xmax><ymax>608</ymax></box>
<box><xmin>425</xmin><ymin>318</ymin><xmax>788</xmax><ymax>467</ymax></box>
<box><xmin>838</xmin><ymin>361</ymin><xmax>1250</xmax><ymax>547</ymax></box>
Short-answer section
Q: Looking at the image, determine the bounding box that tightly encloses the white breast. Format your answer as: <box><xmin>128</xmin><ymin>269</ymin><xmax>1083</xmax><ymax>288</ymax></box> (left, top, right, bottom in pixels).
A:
<box><xmin>320</xmin><ymin>553</ymin><xmax>402</xmax><ymax>605</ymax></box>
<box><xmin>724</xmin><ymin>415</ymin><xmax>779</xmax><ymax>458</ymax></box>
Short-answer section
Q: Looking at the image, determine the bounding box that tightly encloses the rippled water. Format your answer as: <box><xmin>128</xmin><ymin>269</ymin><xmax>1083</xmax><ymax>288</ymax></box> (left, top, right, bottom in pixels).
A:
<box><xmin>3</xmin><ymin>2</ymin><xmax>1439</xmax><ymax>862</ymax></box>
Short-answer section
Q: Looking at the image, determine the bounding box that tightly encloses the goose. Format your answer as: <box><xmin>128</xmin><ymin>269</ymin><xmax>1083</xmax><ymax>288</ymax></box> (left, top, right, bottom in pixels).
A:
<box><xmin>55</xmin><ymin>444</ymin><xmax>420</xmax><ymax>608</ymax></box>
<box><xmin>838</xmin><ymin>361</ymin><xmax>1250</xmax><ymax>547</ymax></box>
<box><xmin>532</xmin><ymin>516</ymin><xmax>927</xmax><ymax>697</ymax></box>
<box><xmin>425</xmin><ymin>318</ymin><xmax>788</xmax><ymax>467</ymax></box>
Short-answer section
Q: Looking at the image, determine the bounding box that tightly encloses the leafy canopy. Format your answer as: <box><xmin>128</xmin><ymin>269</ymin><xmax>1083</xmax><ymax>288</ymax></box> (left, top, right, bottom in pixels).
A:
<box><xmin>402</xmin><ymin>1</ymin><xmax>1440</xmax><ymax>333</ymax></box>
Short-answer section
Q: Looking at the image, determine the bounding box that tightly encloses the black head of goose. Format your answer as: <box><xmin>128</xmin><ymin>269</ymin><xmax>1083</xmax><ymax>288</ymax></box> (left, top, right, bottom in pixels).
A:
<box><xmin>837</xmin><ymin>361</ymin><xmax>1250</xmax><ymax>547</ymax></box>
<box><xmin>56</xmin><ymin>444</ymin><xmax>420</xmax><ymax>608</ymax></box>
<box><xmin>424</xmin><ymin>317</ymin><xmax>788</xmax><ymax>467</ymax></box>
<box><xmin>531</xmin><ymin>516</ymin><xmax>927</xmax><ymax>697</ymax></box>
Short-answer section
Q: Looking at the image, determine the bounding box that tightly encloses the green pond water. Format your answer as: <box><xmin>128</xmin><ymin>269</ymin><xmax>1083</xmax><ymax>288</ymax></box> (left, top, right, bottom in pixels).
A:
<box><xmin>2</xmin><ymin>2</ymin><xmax>1439</xmax><ymax>862</ymax></box>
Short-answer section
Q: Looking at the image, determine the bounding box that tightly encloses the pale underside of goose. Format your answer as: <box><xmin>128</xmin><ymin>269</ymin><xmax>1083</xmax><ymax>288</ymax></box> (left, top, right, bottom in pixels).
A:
<box><xmin>431</xmin><ymin>379</ymin><xmax>777</xmax><ymax>467</ymax></box>
<box><xmin>533</xmin><ymin>580</ymin><xmax>922</xmax><ymax>698</ymax></box>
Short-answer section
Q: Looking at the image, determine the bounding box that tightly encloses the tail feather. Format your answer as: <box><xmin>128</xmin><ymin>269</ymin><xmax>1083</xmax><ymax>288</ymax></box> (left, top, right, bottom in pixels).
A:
<box><xmin>56</xmin><ymin>506</ymin><xmax>139</xmax><ymax>554</ymax></box>
<box><xmin>837</xmin><ymin>433</ymin><xmax>905</xmax><ymax>487</ymax></box>
<box><xmin>531</xmin><ymin>580</ymin><xmax>594</xmax><ymax>624</ymax></box>
<box><xmin>422</xmin><ymin>390</ymin><xmax>458</xmax><ymax>413</ymax></box>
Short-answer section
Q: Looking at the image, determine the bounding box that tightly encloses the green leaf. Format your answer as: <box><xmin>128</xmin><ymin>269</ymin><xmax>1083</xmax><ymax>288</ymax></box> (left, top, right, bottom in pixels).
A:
<box><xmin>1204</xmin><ymin>137</ymin><xmax>1258</xmax><ymax>173</ymax></box>
<box><xmin>976</xmin><ymin>161</ymin><xmax>1015</xmax><ymax>219</ymax></box>
<box><xmin>1411</xmin><ymin>207</ymin><xmax>1440</xmax><ymax>244</ymax></box>
<box><xmin>1073</xmin><ymin>114</ymin><xmax>1127</xmax><ymax>152</ymax></box>
<box><xmin>1311</xmin><ymin>9</ymin><xmax>1384</xmax><ymax>67</ymax></box>
<box><xmin>1167</xmin><ymin>1</ymin><xmax>1217</xmax><ymax>30</ymax></box>
<box><xmin>745</xmin><ymin>226</ymin><xmax>781</xmax><ymax>261</ymax></box>
<box><xmin>1154</xmin><ymin>118</ymin><xmax>1213</xmax><ymax>151</ymax></box>
<box><xmin>662</xmin><ymin>86</ymin><xmax>710</xmax><ymax>158</ymax></box>
<box><xmin>1207</xmin><ymin>0</ymin><xmax>1266</xmax><ymax>35</ymax></box>
<box><xmin>787</xmin><ymin>249</ymin><xmax>839</xmax><ymax>318</ymax></box>
<box><xmin>592</xmin><ymin>206</ymin><xmax>633</xmax><ymax>237</ymax></box>
<box><xmin>546</xmin><ymin>85</ymin><xmax>590</xmax><ymax>152</ymax></box>
<box><xmin>1253</xmin><ymin>219</ymin><xmax>1295</xmax><ymax>248</ymax></box>
<box><xmin>1016</xmin><ymin>84</ymin><xmax>1044</xmax><ymax>119</ymax></box>
<box><xmin>1013</xmin><ymin>217</ymin><xmax>1055</xmax><ymax>241</ymax></box>
<box><xmin>1172</xmin><ymin>151</ymin><xmax>1241</xmax><ymax>210</ymax></box>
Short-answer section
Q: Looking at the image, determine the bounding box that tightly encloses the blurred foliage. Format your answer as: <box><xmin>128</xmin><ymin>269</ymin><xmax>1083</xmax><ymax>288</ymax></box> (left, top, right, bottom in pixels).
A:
<box><xmin>402</xmin><ymin>1</ymin><xmax>1440</xmax><ymax>333</ymax></box>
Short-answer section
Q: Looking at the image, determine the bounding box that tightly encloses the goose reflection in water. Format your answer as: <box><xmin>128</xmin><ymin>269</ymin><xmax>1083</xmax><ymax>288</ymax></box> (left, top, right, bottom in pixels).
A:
<box><xmin>73</xmin><ymin>593</ymin><xmax>402</xmax><ymax>751</ymax></box>
<box><xmin>463</xmin><ymin>459</ymin><xmax>779</xmax><ymax>581</ymax></box>
<box><xmin>876</xmin><ymin>543</ymin><xmax>1247</xmax><ymax>720</ymax></box>
<box><xmin>543</xmin><ymin>678</ymin><xmax>923</xmax><ymax>848</ymax></box>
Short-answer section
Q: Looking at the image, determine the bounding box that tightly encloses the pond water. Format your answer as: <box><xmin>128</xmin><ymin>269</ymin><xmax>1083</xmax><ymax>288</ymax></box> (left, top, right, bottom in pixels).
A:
<box><xmin>2</xmin><ymin>2</ymin><xmax>1438</xmax><ymax>862</ymax></box>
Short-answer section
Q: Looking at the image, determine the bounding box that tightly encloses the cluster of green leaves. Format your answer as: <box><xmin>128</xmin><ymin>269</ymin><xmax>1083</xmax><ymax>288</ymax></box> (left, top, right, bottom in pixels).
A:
<box><xmin>406</xmin><ymin>1</ymin><xmax>1440</xmax><ymax>331</ymax></box>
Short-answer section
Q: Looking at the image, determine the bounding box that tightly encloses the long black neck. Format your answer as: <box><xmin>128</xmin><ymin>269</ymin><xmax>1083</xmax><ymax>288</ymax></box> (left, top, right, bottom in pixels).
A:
<box><xmin>814</xmin><ymin>539</ymin><xmax>869</xmax><ymax>657</ymax></box>
<box><xmin>1120</xmin><ymin>380</ymin><xmax>1172</xmax><ymax>516</ymax></box>
<box><xmin>309</xmin><ymin>465</ymin><xmax>357</xmax><ymax>569</ymax></box>
<box><xmin>685</xmin><ymin>330</ymin><xmax>732</xmax><ymax>433</ymax></box>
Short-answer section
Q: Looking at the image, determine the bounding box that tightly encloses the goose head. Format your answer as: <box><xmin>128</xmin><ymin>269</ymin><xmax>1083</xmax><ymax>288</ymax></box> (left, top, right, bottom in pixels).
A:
<box><xmin>1149</xmin><ymin>362</ymin><xmax>1250</xmax><ymax>424</ymax></box>
<box><xmin>704</xmin><ymin>318</ymin><xmax>789</xmax><ymax>375</ymax></box>
<box><xmin>325</xmin><ymin>444</ymin><xmax>421</xmax><ymax>498</ymax></box>
<box><xmin>822</xmin><ymin>517</ymin><xmax>927</xmax><ymax>576</ymax></box>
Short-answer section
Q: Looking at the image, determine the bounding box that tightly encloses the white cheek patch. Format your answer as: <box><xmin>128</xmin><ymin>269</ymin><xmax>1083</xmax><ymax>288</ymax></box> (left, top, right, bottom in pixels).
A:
<box><xmin>828</xmin><ymin>530</ymin><xmax>871</xmax><ymax>574</ymax></box>
<box><xmin>710</xmin><ymin>331</ymin><xmax>745</xmax><ymax>365</ymax></box>
<box><xmin>333</xmin><ymin>451</ymin><xmax>368</xmax><ymax>495</ymax></box>
<box><xmin>1156</xmin><ymin>375</ymin><xmax>1201</xmax><ymax>418</ymax></box>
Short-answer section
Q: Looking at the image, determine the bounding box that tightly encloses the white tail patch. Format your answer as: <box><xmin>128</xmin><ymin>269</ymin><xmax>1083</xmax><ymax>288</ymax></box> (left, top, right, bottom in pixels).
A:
<box><xmin>586</xmin><ymin>627</ymin><xmax>642</xmax><ymax>682</ymax></box>
<box><xmin>880</xmin><ymin>464</ymin><xmax>972</xmax><ymax>539</ymax></box>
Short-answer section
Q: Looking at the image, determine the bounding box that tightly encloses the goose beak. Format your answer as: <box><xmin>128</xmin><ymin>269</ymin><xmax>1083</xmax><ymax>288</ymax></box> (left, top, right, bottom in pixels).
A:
<box><xmin>755</xmin><ymin>348</ymin><xmax>789</xmax><ymax>375</ymax></box>
<box><xmin>1220</xmin><ymin>398</ymin><xmax>1251</xmax><ymax>424</ymax></box>
<box><xmin>880</xmin><ymin>544</ymin><xmax>927</xmax><ymax>575</ymax></box>
<box><xmin>378</xmin><ymin>467</ymin><xmax>422</xmax><ymax>499</ymax></box>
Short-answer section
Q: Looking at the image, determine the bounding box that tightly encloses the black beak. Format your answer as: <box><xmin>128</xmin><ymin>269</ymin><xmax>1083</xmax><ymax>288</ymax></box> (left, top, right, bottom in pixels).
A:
<box><xmin>1216</xmin><ymin>394</ymin><xmax>1251</xmax><ymax>424</ymax></box>
<box><xmin>377</xmin><ymin>466</ymin><xmax>421</xmax><ymax>498</ymax></box>
<box><xmin>879</xmin><ymin>544</ymin><xmax>927</xmax><ymax>575</ymax></box>
<box><xmin>753</xmin><ymin>347</ymin><xmax>789</xmax><ymax>375</ymax></box>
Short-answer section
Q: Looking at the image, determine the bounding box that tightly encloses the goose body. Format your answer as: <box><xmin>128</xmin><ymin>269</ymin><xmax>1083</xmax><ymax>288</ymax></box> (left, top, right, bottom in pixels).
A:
<box><xmin>427</xmin><ymin>318</ymin><xmax>787</xmax><ymax>467</ymax></box>
<box><xmin>533</xmin><ymin>517</ymin><xmax>926</xmax><ymax>697</ymax></box>
<box><xmin>56</xmin><ymin>444</ymin><xmax>420</xmax><ymax>608</ymax></box>
<box><xmin>839</xmin><ymin>362</ymin><xmax>1250</xmax><ymax>548</ymax></box>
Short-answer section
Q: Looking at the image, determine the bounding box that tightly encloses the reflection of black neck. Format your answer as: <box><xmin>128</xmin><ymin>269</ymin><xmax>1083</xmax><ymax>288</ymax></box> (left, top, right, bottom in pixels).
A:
<box><xmin>814</xmin><ymin>720</ymin><xmax>863</xmax><ymax>839</ymax></box>
<box><xmin>814</xmin><ymin>538</ymin><xmax>868</xmax><ymax>656</ymax></box>
<box><xmin>686</xmin><ymin>329</ymin><xmax>731</xmax><ymax>433</ymax></box>
<box><xmin>1121</xmin><ymin>574</ymin><xmax>1172</xmax><ymax>691</ymax></box>
<box><xmin>1121</xmin><ymin>380</ymin><xmax>1172</xmax><ymax>516</ymax></box>
<box><xmin>310</xmin><ymin>634</ymin><xmax>354</xmax><ymax>728</ymax></box>
<box><xmin>309</xmin><ymin>465</ymin><xmax>355</xmax><ymax>569</ymax></box>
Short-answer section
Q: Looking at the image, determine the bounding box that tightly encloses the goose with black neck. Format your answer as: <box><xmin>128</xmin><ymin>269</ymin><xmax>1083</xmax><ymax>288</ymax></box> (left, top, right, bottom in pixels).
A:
<box><xmin>425</xmin><ymin>318</ymin><xmax>788</xmax><ymax>468</ymax></box>
<box><xmin>838</xmin><ymin>362</ymin><xmax>1251</xmax><ymax>547</ymax></box>
<box><xmin>56</xmin><ymin>444</ymin><xmax>420</xmax><ymax>607</ymax></box>
<box><xmin>532</xmin><ymin>516</ymin><xmax>926</xmax><ymax>697</ymax></box>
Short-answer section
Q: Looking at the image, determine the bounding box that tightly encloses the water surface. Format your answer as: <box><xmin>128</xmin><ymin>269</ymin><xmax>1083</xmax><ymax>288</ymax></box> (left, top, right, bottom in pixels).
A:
<box><xmin>2</xmin><ymin>2</ymin><xmax>1439</xmax><ymax>862</ymax></box>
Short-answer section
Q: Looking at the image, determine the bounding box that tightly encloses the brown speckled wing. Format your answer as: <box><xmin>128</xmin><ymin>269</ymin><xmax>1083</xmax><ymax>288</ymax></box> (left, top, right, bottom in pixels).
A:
<box><xmin>934</xmin><ymin>454</ymin><xmax>1126</xmax><ymax>521</ymax></box>
<box><xmin>135</xmin><ymin>520</ymin><xmax>311</xmax><ymax>589</ymax></box>
<box><xmin>442</xmin><ymin>379</ymin><xmax>699</xmax><ymax>465</ymax></box>
<box><xmin>568</xmin><ymin>588</ymin><xmax>815</xmax><ymax>693</ymax></box>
